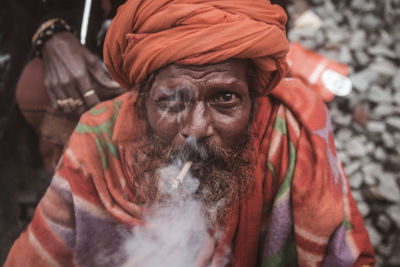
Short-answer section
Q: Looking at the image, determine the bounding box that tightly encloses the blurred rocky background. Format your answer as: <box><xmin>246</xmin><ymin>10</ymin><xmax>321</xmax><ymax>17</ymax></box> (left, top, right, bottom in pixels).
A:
<box><xmin>0</xmin><ymin>0</ymin><xmax>399</xmax><ymax>265</ymax></box>
<box><xmin>288</xmin><ymin>0</ymin><xmax>400</xmax><ymax>266</ymax></box>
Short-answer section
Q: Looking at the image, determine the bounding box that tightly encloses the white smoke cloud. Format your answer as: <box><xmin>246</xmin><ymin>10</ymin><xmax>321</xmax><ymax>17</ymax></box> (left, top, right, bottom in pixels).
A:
<box><xmin>123</xmin><ymin>161</ymin><xmax>220</xmax><ymax>267</ymax></box>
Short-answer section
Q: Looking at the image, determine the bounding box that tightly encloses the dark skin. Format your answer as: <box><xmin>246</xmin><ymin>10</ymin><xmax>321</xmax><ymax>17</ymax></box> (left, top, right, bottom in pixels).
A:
<box><xmin>145</xmin><ymin>59</ymin><xmax>252</xmax><ymax>151</ymax></box>
<box><xmin>42</xmin><ymin>32</ymin><xmax>125</xmax><ymax>115</ymax></box>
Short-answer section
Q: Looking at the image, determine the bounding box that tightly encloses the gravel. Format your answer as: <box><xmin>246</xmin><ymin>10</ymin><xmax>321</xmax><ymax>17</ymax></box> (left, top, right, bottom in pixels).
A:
<box><xmin>288</xmin><ymin>0</ymin><xmax>400</xmax><ymax>265</ymax></box>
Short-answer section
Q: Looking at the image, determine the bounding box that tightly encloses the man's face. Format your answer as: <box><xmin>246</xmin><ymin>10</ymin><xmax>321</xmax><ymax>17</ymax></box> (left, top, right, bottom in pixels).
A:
<box><xmin>145</xmin><ymin>59</ymin><xmax>252</xmax><ymax>150</ymax></box>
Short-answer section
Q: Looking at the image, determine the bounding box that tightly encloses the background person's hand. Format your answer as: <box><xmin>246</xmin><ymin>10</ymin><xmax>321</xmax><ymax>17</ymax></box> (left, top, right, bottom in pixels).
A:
<box><xmin>42</xmin><ymin>32</ymin><xmax>124</xmax><ymax>115</ymax></box>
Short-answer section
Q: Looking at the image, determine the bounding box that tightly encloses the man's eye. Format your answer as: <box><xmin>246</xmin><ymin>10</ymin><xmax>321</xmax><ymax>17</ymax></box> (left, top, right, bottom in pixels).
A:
<box><xmin>156</xmin><ymin>96</ymin><xmax>186</xmax><ymax>112</ymax></box>
<box><xmin>212</xmin><ymin>92</ymin><xmax>240</xmax><ymax>104</ymax></box>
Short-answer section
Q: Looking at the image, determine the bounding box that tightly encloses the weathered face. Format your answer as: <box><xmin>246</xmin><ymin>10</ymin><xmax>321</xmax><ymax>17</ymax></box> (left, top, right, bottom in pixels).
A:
<box><xmin>145</xmin><ymin>59</ymin><xmax>252</xmax><ymax>150</ymax></box>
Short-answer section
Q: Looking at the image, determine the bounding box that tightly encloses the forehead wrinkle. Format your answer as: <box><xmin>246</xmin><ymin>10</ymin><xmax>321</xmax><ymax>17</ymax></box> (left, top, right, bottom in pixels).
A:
<box><xmin>204</xmin><ymin>76</ymin><xmax>245</xmax><ymax>88</ymax></box>
<box><xmin>152</xmin><ymin>79</ymin><xmax>194</xmax><ymax>95</ymax></box>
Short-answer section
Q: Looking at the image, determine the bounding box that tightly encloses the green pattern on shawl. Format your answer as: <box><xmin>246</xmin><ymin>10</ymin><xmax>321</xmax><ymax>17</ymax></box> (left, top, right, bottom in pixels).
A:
<box><xmin>275</xmin><ymin>141</ymin><xmax>296</xmax><ymax>200</ymax></box>
<box><xmin>76</xmin><ymin>100</ymin><xmax>122</xmax><ymax>169</ymax></box>
<box><xmin>343</xmin><ymin>215</ymin><xmax>353</xmax><ymax>231</ymax></box>
<box><xmin>261</xmin><ymin>116</ymin><xmax>298</xmax><ymax>266</ymax></box>
<box><xmin>90</xmin><ymin>106</ymin><xmax>107</xmax><ymax>115</ymax></box>
<box><xmin>261</xmin><ymin>235</ymin><xmax>298</xmax><ymax>267</ymax></box>
<box><xmin>267</xmin><ymin>161</ymin><xmax>276</xmax><ymax>183</ymax></box>
<box><xmin>274</xmin><ymin>117</ymin><xmax>287</xmax><ymax>135</ymax></box>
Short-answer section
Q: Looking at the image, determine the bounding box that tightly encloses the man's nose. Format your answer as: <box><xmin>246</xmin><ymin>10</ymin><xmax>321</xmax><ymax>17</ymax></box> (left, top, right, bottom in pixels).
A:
<box><xmin>179</xmin><ymin>101</ymin><xmax>213</xmax><ymax>142</ymax></box>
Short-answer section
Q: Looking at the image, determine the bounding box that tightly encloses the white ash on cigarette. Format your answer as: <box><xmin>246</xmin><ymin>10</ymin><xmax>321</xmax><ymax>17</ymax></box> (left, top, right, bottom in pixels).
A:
<box><xmin>171</xmin><ymin>161</ymin><xmax>192</xmax><ymax>189</ymax></box>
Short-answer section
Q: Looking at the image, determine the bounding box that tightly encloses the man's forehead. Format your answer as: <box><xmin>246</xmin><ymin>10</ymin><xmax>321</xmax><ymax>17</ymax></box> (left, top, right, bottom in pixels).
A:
<box><xmin>155</xmin><ymin>59</ymin><xmax>249</xmax><ymax>81</ymax></box>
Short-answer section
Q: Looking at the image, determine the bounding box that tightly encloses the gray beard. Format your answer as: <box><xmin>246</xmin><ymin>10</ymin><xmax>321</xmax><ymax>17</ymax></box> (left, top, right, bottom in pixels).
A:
<box><xmin>127</xmin><ymin>134</ymin><xmax>255</xmax><ymax>227</ymax></box>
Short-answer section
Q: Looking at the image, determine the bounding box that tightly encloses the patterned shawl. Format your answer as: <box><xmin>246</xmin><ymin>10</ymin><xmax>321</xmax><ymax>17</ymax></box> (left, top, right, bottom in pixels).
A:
<box><xmin>5</xmin><ymin>78</ymin><xmax>375</xmax><ymax>266</ymax></box>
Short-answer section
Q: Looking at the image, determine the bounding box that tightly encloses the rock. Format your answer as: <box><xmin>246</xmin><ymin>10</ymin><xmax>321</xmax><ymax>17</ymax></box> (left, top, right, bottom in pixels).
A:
<box><xmin>336</xmin><ymin>128</ymin><xmax>353</xmax><ymax>143</ymax></box>
<box><xmin>293</xmin><ymin>10</ymin><xmax>323</xmax><ymax>29</ymax></box>
<box><xmin>349</xmin><ymin>171</ymin><xmax>363</xmax><ymax>189</ymax></box>
<box><xmin>366</xmin><ymin>121</ymin><xmax>386</xmax><ymax>133</ymax></box>
<box><xmin>379</xmin><ymin>30</ymin><xmax>394</xmax><ymax>47</ymax></box>
<box><xmin>365</xmin><ymin>223</ymin><xmax>382</xmax><ymax>247</ymax></box>
<box><xmin>375</xmin><ymin>255</ymin><xmax>385</xmax><ymax>267</ymax></box>
<box><xmin>392</xmin><ymin>71</ymin><xmax>400</xmax><ymax>90</ymax></box>
<box><xmin>378</xmin><ymin>235</ymin><xmax>397</xmax><ymax>259</ymax></box>
<box><xmin>351</xmin><ymin>189</ymin><xmax>364</xmax><ymax>202</ymax></box>
<box><xmin>314</xmin><ymin>30</ymin><xmax>326</xmax><ymax>47</ymax></box>
<box><xmin>300</xmin><ymin>39</ymin><xmax>319</xmax><ymax>51</ymax></box>
<box><xmin>327</xmin><ymin>27</ymin><xmax>347</xmax><ymax>44</ymax></box>
<box><xmin>360</xmin><ymin>13</ymin><xmax>381</xmax><ymax>31</ymax></box>
<box><xmin>351</xmin><ymin>0</ymin><xmax>376</xmax><ymax>12</ymax></box>
<box><xmin>387</xmin><ymin>155</ymin><xmax>400</xmax><ymax>172</ymax></box>
<box><xmin>349</xmin><ymin>29</ymin><xmax>367</xmax><ymax>50</ymax></box>
<box><xmin>354</xmin><ymin>50</ymin><xmax>370</xmax><ymax>66</ymax></box>
<box><xmin>394</xmin><ymin>132</ymin><xmax>400</xmax><ymax>144</ymax></box>
<box><xmin>346</xmin><ymin>138</ymin><xmax>368</xmax><ymax>157</ymax></box>
<box><xmin>357</xmin><ymin>201</ymin><xmax>370</xmax><ymax>217</ymax></box>
<box><xmin>386</xmin><ymin>117</ymin><xmax>400</xmax><ymax>130</ymax></box>
<box><xmin>334</xmin><ymin>137</ymin><xmax>343</xmax><ymax>149</ymax></box>
<box><xmin>382</xmin><ymin>132</ymin><xmax>395</xmax><ymax>148</ymax></box>
<box><xmin>337</xmin><ymin>151</ymin><xmax>349</xmax><ymax>163</ymax></box>
<box><xmin>323</xmin><ymin>0</ymin><xmax>336</xmax><ymax>14</ymax></box>
<box><xmin>367</xmin><ymin>85</ymin><xmax>392</xmax><ymax>103</ymax></box>
<box><xmin>374</xmin><ymin>146</ymin><xmax>387</xmax><ymax>161</ymax></box>
<box><xmin>369</xmin><ymin>57</ymin><xmax>398</xmax><ymax>77</ymax></box>
<box><xmin>339</xmin><ymin>45</ymin><xmax>352</xmax><ymax>64</ymax></box>
<box><xmin>291</xmin><ymin>26</ymin><xmax>320</xmax><ymax>39</ymax></box>
<box><xmin>388</xmin><ymin>236</ymin><xmax>400</xmax><ymax>266</ymax></box>
<box><xmin>345</xmin><ymin>10</ymin><xmax>361</xmax><ymax>30</ymax></box>
<box><xmin>333</xmin><ymin>114</ymin><xmax>351</xmax><ymax>126</ymax></box>
<box><xmin>394</xmin><ymin>92</ymin><xmax>400</xmax><ymax>105</ymax></box>
<box><xmin>321</xmin><ymin>17</ymin><xmax>337</xmax><ymax>29</ymax></box>
<box><xmin>377</xmin><ymin>173</ymin><xmax>400</xmax><ymax>203</ymax></box>
<box><xmin>362</xmin><ymin>162</ymin><xmax>382</xmax><ymax>179</ymax></box>
<box><xmin>350</xmin><ymin>68</ymin><xmax>378</xmax><ymax>92</ymax></box>
<box><xmin>376</xmin><ymin>214</ymin><xmax>393</xmax><ymax>233</ymax></box>
<box><xmin>345</xmin><ymin>161</ymin><xmax>362</xmax><ymax>177</ymax></box>
<box><xmin>309</xmin><ymin>0</ymin><xmax>324</xmax><ymax>5</ymax></box>
<box><xmin>387</xmin><ymin>205</ymin><xmax>400</xmax><ymax>229</ymax></box>
<box><xmin>367</xmin><ymin>45</ymin><xmax>398</xmax><ymax>59</ymax></box>
<box><xmin>352</xmin><ymin>105</ymin><xmax>369</xmax><ymax>126</ymax></box>
<box><xmin>372</xmin><ymin>104</ymin><xmax>395</xmax><ymax>118</ymax></box>
<box><xmin>366</xmin><ymin>142</ymin><xmax>375</xmax><ymax>153</ymax></box>
<box><xmin>360</xmin><ymin>14</ymin><xmax>381</xmax><ymax>31</ymax></box>
<box><xmin>364</xmin><ymin>174</ymin><xmax>377</xmax><ymax>186</ymax></box>
<box><xmin>395</xmin><ymin>43</ymin><xmax>400</xmax><ymax>59</ymax></box>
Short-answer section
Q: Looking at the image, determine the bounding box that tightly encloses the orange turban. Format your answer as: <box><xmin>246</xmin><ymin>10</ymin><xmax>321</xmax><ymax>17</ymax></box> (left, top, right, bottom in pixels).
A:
<box><xmin>104</xmin><ymin>0</ymin><xmax>289</xmax><ymax>95</ymax></box>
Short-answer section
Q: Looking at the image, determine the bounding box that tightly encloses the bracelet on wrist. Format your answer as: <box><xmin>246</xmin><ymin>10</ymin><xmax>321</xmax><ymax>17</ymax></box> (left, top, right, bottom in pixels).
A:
<box><xmin>32</xmin><ymin>18</ymin><xmax>76</xmax><ymax>57</ymax></box>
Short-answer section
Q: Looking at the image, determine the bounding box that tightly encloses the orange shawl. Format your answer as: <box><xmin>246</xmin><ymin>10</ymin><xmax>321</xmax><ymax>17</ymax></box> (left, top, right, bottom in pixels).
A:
<box><xmin>5</xmin><ymin>80</ymin><xmax>375</xmax><ymax>266</ymax></box>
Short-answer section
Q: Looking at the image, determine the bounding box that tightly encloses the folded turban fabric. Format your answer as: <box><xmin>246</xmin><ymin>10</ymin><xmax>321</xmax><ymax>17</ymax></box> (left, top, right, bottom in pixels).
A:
<box><xmin>104</xmin><ymin>0</ymin><xmax>289</xmax><ymax>95</ymax></box>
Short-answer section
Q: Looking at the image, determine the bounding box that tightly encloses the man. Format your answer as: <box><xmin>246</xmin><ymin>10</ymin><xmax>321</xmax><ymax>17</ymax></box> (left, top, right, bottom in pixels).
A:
<box><xmin>5</xmin><ymin>0</ymin><xmax>375</xmax><ymax>266</ymax></box>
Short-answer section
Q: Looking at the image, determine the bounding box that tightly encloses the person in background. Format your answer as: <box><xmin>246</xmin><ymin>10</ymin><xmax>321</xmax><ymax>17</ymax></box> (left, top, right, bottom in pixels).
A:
<box><xmin>15</xmin><ymin>0</ymin><xmax>125</xmax><ymax>173</ymax></box>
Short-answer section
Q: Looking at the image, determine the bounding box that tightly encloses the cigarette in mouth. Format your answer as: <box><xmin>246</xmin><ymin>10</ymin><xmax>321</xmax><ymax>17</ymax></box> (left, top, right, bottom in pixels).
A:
<box><xmin>172</xmin><ymin>161</ymin><xmax>193</xmax><ymax>189</ymax></box>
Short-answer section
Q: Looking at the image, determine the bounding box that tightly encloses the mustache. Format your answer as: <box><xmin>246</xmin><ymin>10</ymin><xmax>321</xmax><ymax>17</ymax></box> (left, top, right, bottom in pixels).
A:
<box><xmin>166</xmin><ymin>139</ymin><xmax>241</xmax><ymax>168</ymax></box>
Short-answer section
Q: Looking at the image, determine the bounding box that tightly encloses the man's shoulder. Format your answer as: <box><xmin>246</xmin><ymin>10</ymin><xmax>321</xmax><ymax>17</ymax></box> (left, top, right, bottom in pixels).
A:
<box><xmin>62</xmin><ymin>93</ymin><xmax>131</xmax><ymax>171</ymax></box>
<box><xmin>269</xmin><ymin>77</ymin><xmax>330</xmax><ymax>132</ymax></box>
<box><xmin>75</xmin><ymin>92</ymin><xmax>130</xmax><ymax>136</ymax></box>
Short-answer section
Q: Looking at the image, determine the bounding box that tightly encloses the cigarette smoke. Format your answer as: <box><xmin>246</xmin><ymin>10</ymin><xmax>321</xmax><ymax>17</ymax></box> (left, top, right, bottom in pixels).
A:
<box><xmin>123</xmin><ymin>159</ymin><xmax>225</xmax><ymax>267</ymax></box>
